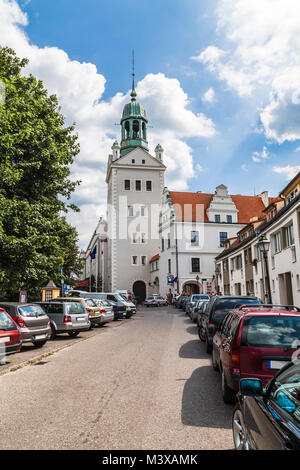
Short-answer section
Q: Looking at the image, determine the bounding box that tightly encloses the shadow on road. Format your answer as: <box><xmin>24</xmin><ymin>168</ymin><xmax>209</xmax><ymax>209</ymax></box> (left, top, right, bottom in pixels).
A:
<box><xmin>179</xmin><ymin>340</ymin><xmax>208</xmax><ymax>360</ymax></box>
<box><xmin>181</xmin><ymin>365</ymin><xmax>233</xmax><ymax>429</ymax></box>
<box><xmin>186</xmin><ymin>325</ymin><xmax>198</xmax><ymax>336</ymax></box>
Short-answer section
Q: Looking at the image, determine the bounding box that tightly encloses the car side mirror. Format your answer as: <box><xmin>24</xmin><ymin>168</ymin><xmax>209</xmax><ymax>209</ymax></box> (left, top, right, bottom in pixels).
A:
<box><xmin>240</xmin><ymin>378</ymin><xmax>263</xmax><ymax>397</ymax></box>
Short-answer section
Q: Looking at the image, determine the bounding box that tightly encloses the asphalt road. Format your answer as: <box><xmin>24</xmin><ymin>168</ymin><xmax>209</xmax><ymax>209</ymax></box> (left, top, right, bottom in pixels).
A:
<box><xmin>0</xmin><ymin>306</ymin><xmax>234</xmax><ymax>450</ymax></box>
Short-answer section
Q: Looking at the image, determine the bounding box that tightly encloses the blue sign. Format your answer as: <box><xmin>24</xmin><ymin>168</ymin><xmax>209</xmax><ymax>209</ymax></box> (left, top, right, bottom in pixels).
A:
<box><xmin>62</xmin><ymin>283</ymin><xmax>68</xmax><ymax>292</ymax></box>
<box><xmin>167</xmin><ymin>276</ymin><xmax>174</xmax><ymax>285</ymax></box>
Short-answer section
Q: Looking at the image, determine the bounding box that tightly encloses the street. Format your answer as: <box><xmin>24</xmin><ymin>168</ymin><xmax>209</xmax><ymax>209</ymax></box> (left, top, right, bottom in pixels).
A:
<box><xmin>0</xmin><ymin>306</ymin><xmax>234</xmax><ymax>450</ymax></box>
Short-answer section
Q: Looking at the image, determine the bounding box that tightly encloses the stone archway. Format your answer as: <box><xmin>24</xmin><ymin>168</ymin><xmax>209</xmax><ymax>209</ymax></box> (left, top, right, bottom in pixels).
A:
<box><xmin>181</xmin><ymin>280</ymin><xmax>203</xmax><ymax>295</ymax></box>
<box><xmin>133</xmin><ymin>280</ymin><xmax>147</xmax><ymax>304</ymax></box>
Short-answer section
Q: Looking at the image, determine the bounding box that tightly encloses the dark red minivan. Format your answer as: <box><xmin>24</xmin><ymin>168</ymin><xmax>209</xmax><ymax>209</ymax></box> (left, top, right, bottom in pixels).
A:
<box><xmin>212</xmin><ymin>305</ymin><xmax>300</xmax><ymax>403</ymax></box>
<box><xmin>0</xmin><ymin>308</ymin><xmax>22</xmax><ymax>360</ymax></box>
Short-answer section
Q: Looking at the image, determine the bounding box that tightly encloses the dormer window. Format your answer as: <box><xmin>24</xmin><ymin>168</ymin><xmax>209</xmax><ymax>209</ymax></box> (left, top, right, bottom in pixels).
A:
<box><xmin>215</xmin><ymin>214</ymin><xmax>221</xmax><ymax>223</ymax></box>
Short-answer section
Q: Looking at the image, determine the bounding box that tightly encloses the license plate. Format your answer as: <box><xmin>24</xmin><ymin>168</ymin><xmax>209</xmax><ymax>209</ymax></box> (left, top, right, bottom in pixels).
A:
<box><xmin>76</xmin><ymin>317</ymin><xmax>86</xmax><ymax>322</ymax></box>
<box><xmin>34</xmin><ymin>335</ymin><xmax>46</xmax><ymax>340</ymax></box>
<box><xmin>268</xmin><ymin>360</ymin><xmax>287</xmax><ymax>370</ymax></box>
<box><xmin>0</xmin><ymin>336</ymin><xmax>10</xmax><ymax>343</ymax></box>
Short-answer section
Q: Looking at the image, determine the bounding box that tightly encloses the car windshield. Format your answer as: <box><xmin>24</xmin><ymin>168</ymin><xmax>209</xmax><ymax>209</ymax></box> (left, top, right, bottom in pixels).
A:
<box><xmin>18</xmin><ymin>304</ymin><xmax>46</xmax><ymax>317</ymax></box>
<box><xmin>85</xmin><ymin>299</ymin><xmax>97</xmax><ymax>307</ymax></box>
<box><xmin>114</xmin><ymin>294</ymin><xmax>126</xmax><ymax>302</ymax></box>
<box><xmin>147</xmin><ymin>297</ymin><xmax>154</xmax><ymax>300</ymax></box>
<box><xmin>0</xmin><ymin>311</ymin><xmax>16</xmax><ymax>331</ymax></box>
<box><xmin>244</xmin><ymin>315</ymin><xmax>300</xmax><ymax>347</ymax></box>
<box><xmin>67</xmin><ymin>303</ymin><xmax>86</xmax><ymax>315</ymax></box>
<box><xmin>212</xmin><ymin>298</ymin><xmax>260</xmax><ymax>325</ymax></box>
<box><xmin>192</xmin><ymin>295</ymin><xmax>209</xmax><ymax>301</ymax></box>
<box><xmin>107</xmin><ymin>300</ymin><xmax>117</xmax><ymax>306</ymax></box>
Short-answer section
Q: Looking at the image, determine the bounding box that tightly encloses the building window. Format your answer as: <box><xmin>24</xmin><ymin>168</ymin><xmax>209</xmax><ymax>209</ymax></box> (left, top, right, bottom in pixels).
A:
<box><xmin>146</xmin><ymin>180</ymin><xmax>152</xmax><ymax>191</ymax></box>
<box><xmin>142</xmin><ymin>159</ymin><xmax>145</xmax><ymax>164</ymax></box>
<box><xmin>141</xmin><ymin>233</ymin><xmax>147</xmax><ymax>244</ymax></box>
<box><xmin>215</xmin><ymin>214</ymin><xmax>221</xmax><ymax>223</ymax></box>
<box><xmin>128</xmin><ymin>205</ymin><xmax>134</xmax><ymax>217</ymax></box>
<box><xmin>191</xmin><ymin>231</ymin><xmax>199</xmax><ymax>245</ymax></box>
<box><xmin>191</xmin><ymin>258</ymin><xmax>200</xmax><ymax>273</ymax></box>
<box><xmin>274</xmin><ymin>231</ymin><xmax>281</xmax><ymax>253</ymax></box>
<box><xmin>135</xmin><ymin>180</ymin><xmax>141</xmax><ymax>191</ymax></box>
<box><xmin>227</xmin><ymin>215</ymin><xmax>232</xmax><ymax>223</ymax></box>
<box><xmin>162</xmin><ymin>238</ymin><xmax>164</xmax><ymax>252</ymax></box>
<box><xmin>167</xmin><ymin>235</ymin><xmax>171</xmax><ymax>249</ymax></box>
<box><xmin>132</xmin><ymin>159</ymin><xmax>135</xmax><ymax>164</ymax></box>
<box><xmin>141</xmin><ymin>206</ymin><xmax>146</xmax><ymax>216</ymax></box>
<box><xmin>124</xmin><ymin>179</ymin><xmax>130</xmax><ymax>191</ymax></box>
<box><xmin>285</xmin><ymin>224</ymin><xmax>294</xmax><ymax>247</ymax></box>
<box><xmin>45</xmin><ymin>290</ymin><xmax>52</xmax><ymax>301</ymax></box>
<box><xmin>132</xmin><ymin>233</ymin><xmax>138</xmax><ymax>244</ymax></box>
<box><xmin>141</xmin><ymin>256</ymin><xmax>147</xmax><ymax>266</ymax></box>
<box><xmin>219</xmin><ymin>232</ymin><xmax>228</xmax><ymax>247</ymax></box>
<box><xmin>132</xmin><ymin>256</ymin><xmax>138</xmax><ymax>265</ymax></box>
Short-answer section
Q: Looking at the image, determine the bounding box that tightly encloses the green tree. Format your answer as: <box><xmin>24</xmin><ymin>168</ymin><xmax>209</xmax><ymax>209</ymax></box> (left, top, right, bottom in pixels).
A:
<box><xmin>0</xmin><ymin>47</ymin><xmax>83</xmax><ymax>300</ymax></box>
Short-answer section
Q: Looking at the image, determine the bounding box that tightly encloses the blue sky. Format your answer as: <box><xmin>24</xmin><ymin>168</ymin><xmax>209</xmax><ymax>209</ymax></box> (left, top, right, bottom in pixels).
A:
<box><xmin>1</xmin><ymin>0</ymin><xmax>300</xmax><ymax>246</ymax></box>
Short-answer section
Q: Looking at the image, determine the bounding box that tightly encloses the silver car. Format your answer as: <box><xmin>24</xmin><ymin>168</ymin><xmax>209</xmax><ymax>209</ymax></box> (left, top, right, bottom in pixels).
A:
<box><xmin>0</xmin><ymin>302</ymin><xmax>51</xmax><ymax>348</ymax></box>
<box><xmin>37</xmin><ymin>301</ymin><xmax>90</xmax><ymax>338</ymax></box>
<box><xmin>92</xmin><ymin>299</ymin><xmax>114</xmax><ymax>325</ymax></box>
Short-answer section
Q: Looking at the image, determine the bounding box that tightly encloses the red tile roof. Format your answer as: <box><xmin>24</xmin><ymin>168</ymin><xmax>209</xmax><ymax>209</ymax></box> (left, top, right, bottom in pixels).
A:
<box><xmin>169</xmin><ymin>191</ymin><xmax>274</xmax><ymax>224</ymax></box>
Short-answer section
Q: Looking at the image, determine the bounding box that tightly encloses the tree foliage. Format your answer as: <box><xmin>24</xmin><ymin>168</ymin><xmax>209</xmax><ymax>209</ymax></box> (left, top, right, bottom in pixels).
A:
<box><xmin>0</xmin><ymin>47</ymin><xmax>83</xmax><ymax>300</ymax></box>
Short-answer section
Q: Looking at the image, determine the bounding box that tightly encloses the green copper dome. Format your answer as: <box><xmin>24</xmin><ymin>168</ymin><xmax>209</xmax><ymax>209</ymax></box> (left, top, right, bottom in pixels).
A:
<box><xmin>122</xmin><ymin>101</ymin><xmax>147</xmax><ymax>120</ymax></box>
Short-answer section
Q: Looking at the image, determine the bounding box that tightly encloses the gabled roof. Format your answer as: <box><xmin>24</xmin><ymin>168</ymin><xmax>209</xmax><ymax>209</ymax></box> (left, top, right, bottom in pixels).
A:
<box><xmin>169</xmin><ymin>191</ymin><xmax>273</xmax><ymax>223</ymax></box>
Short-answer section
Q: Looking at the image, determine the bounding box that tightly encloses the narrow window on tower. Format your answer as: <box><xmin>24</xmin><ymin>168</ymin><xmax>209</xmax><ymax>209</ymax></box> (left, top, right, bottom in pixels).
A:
<box><xmin>141</xmin><ymin>256</ymin><xmax>147</xmax><ymax>266</ymax></box>
<box><xmin>146</xmin><ymin>180</ymin><xmax>152</xmax><ymax>191</ymax></box>
<box><xmin>124</xmin><ymin>179</ymin><xmax>130</xmax><ymax>191</ymax></box>
<box><xmin>135</xmin><ymin>180</ymin><xmax>141</xmax><ymax>191</ymax></box>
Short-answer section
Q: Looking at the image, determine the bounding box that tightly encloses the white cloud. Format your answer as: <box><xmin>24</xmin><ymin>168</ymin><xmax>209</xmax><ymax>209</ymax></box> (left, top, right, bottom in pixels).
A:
<box><xmin>0</xmin><ymin>0</ymin><xmax>215</xmax><ymax>248</ymax></box>
<box><xmin>251</xmin><ymin>146</ymin><xmax>269</xmax><ymax>163</ymax></box>
<box><xmin>193</xmin><ymin>0</ymin><xmax>300</xmax><ymax>143</ymax></box>
<box><xmin>202</xmin><ymin>87</ymin><xmax>216</xmax><ymax>103</ymax></box>
<box><xmin>273</xmin><ymin>165</ymin><xmax>300</xmax><ymax>180</ymax></box>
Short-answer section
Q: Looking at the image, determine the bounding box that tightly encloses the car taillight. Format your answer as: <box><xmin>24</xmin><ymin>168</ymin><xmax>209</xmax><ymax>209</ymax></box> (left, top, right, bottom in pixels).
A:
<box><xmin>231</xmin><ymin>353</ymin><xmax>240</xmax><ymax>370</ymax></box>
<box><xmin>63</xmin><ymin>315</ymin><xmax>72</xmax><ymax>323</ymax></box>
<box><xmin>100</xmin><ymin>309</ymin><xmax>106</xmax><ymax>313</ymax></box>
<box><xmin>12</xmin><ymin>316</ymin><xmax>26</xmax><ymax>328</ymax></box>
<box><xmin>195</xmin><ymin>309</ymin><xmax>198</xmax><ymax>312</ymax></box>
<box><xmin>86</xmin><ymin>308</ymin><xmax>93</xmax><ymax>313</ymax></box>
<box><xmin>47</xmin><ymin>317</ymin><xmax>50</xmax><ymax>324</ymax></box>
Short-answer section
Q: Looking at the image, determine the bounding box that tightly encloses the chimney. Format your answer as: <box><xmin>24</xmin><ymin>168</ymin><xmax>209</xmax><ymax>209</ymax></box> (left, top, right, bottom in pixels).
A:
<box><xmin>259</xmin><ymin>191</ymin><xmax>269</xmax><ymax>207</ymax></box>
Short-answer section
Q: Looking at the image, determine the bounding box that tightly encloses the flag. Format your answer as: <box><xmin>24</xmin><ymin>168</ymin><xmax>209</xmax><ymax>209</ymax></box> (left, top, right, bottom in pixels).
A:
<box><xmin>90</xmin><ymin>245</ymin><xmax>97</xmax><ymax>260</ymax></box>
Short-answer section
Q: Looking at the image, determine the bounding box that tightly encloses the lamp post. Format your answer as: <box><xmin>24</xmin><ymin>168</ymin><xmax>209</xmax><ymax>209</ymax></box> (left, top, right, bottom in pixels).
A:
<box><xmin>171</xmin><ymin>214</ymin><xmax>179</xmax><ymax>294</ymax></box>
<box><xmin>215</xmin><ymin>265</ymin><xmax>221</xmax><ymax>295</ymax></box>
<box><xmin>257</xmin><ymin>236</ymin><xmax>272</xmax><ymax>304</ymax></box>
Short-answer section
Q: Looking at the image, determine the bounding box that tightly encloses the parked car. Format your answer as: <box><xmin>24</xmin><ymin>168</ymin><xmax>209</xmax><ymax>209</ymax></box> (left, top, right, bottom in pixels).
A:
<box><xmin>181</xmin><ymin>296</ymin><xmax>191</xmax><ymax>312</ymax></box>
<box><xmin>115</xmin><ymin>293</ymin><xmax>137</xmax><ymax>314</ymax></box>
<box><xmin>154</xmin><ymin>295</ymin><xmax>168</xmax><ymax>306</ymax></box>
<box><xmin>197</xmin><ymin>301</ymin><xmax>209</xmax><ymax>341</ymax></box>
<box><xmin>106</xmin><ymin>300</ymin><xmax>127</xmax><ymax>320</ymax></box>
<box><xmin>233</xmin><ymin>361</ymin><xmax>300</xmax><ymax>450</ymax></box>
<box><xmin>145</xmin><ymin>296</ymin><xmax>160</xmax><ymax>307</ymax></box>
<box><xmin>55</xmin><ymin>297</ymin><xmax>103</xmax><ymax>328</ymax></box>
<box><xmin>36</xmin><ymin>301</ymin><xmax>90</xmax><ymax>338</ymax></box>
<box><xmin>190</xmin><ymin>299</ymin><xmax>208</xmax><ymax>323</ymax></box>
<box><xmin>186</xmin><ymin>294</ymin><xmax>211</xmax><ymax>317</ymax></box>
<box><xmin>91</xmin><ymin>299</ymin><xmax>115</xmax><ymax>325</ymax></box>
<box><xmin>201</xmin><ymin>295</ymin><xmax>262</xmax><ymax>354</ymax></box>
<box><xmin>212</xmin><ymin>304</ymin><xmax>300</xmax><ymax>403</ymax></box>
<box><xmin>69</xmin><ymin>291</ymin><xmax>135</xmax><ymax>317</ymax></box>
<box><xmin>0</xmin><ymin>308</ymin><xmax>22</xmax><ymax>359</ymax></box>
<box><xmin>0</xmin><ymin>302</ymin><xmax>51</xmax><ymax>348</ymax></box>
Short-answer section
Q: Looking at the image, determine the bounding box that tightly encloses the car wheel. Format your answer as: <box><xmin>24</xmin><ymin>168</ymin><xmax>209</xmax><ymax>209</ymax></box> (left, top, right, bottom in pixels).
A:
<box><xmin>198</xmin><ymin>326</ymin><xmax>206</xmax><ymax>342</ymax></box>
<box><xmin>221</xmin><ymin>369</ymin><xmax>236</xmax><ymax>404</ymax></box>
<box><xmin>232</xmin><ymin>406</ymin><xmax>251</xmax><ymax>450</ymax></box>
<box><xmin>33</xmin><ymin>340</ymin><xmax>47</xmax><ymax>348</ymax></box>
<box><xmin>206</xmin><ymin>335</ymin><xmax>212</xmax><ymax>354</ymax></box>
<box><xmin>68</xmin><ymin>331</ymin><xmax>80</xmax><ymax>337</ymax></box>
<box><xmin>50</xmin><ymin>325</ymin><xmax>56</xmax><ymax>340</ymax></box>
<box><xmin>212</xmin><ymin>346</ymin><xmax>219</xmax><ymax>371</ymax></box>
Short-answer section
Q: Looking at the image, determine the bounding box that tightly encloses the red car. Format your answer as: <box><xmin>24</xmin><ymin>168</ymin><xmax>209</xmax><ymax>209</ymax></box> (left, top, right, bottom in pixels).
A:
<box><xmin>212</xmin><ymin>305</ymin><xmax>300</xmax><ymax>403</ymax></box>
<box><xmin>0</xmin><ymin>308</ymin><xmax>22</xmax><ymax>359</ymax></box>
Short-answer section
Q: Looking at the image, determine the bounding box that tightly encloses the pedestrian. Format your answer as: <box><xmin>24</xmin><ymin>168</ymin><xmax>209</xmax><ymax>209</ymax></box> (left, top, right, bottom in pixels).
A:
<box><xmin>167</xmin><ymin>289</ymin><xmax>173</xmax><ymax>306</ymax></box>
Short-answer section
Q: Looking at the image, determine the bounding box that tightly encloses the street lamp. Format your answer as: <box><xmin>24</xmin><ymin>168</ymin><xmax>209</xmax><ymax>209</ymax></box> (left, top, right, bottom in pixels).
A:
<box><xmin>215</xmin><ymin>265</ymin><xmax>221</xmax><ymax>295</ymax></box>
<box><xmin>257</xmin><ymin>236</ymin><xmax>272</xmax><ymax>304</ymax></box>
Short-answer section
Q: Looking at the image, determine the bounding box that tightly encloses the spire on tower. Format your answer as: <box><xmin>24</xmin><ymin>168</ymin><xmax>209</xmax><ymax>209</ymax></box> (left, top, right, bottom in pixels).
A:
<box><xmin>131</xmin><ymin>49</ymin><xmax>137</xmax><ymax>102</ymax></box>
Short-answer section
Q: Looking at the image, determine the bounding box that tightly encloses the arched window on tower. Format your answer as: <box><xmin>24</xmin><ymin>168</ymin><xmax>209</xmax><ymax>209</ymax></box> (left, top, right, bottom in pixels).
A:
<box><xmin>133</xmin><ymin>120</ymin><xmax>139</xmax><ymax>139</ymax></box>
<box><xmin>142</xmin><ymin>122</ymin><xmax>146</xmax><ymax>140</ymax></box>
<box><xmin>125</xmin><ymin>121</ymin><xmax>130</xmax><ymax>139</ymax></box>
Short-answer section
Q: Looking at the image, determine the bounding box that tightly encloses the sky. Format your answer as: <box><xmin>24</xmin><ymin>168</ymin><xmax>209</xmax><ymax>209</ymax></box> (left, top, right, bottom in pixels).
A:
<box><xmin>1</xmin><ymin>0</ymin><xmax>300</xmax><ymax>248</ymax></box>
